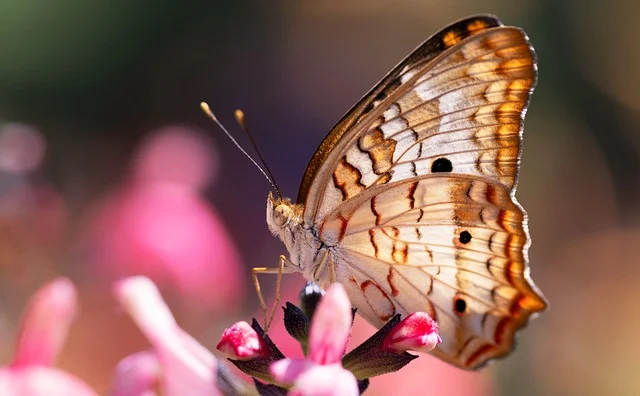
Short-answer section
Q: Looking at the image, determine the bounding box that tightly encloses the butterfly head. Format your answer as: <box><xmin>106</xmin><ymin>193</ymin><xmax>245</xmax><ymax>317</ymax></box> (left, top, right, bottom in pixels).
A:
<box><xmin>266</xmin><ymin>191</ymin><xmax>303</xmax><ymax>237</ymax></box>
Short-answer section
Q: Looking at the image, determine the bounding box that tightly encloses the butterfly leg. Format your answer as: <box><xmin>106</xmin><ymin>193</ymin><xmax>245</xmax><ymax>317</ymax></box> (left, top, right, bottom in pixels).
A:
<box><xmin>252</xmin><ymin>255</ymin><xmax>294</xmax><ymax>332</ymax></box>
<box><xmin>329</xmin><ymin>253</ymin><xmax>337</xmax><ymax>283</ymax></box>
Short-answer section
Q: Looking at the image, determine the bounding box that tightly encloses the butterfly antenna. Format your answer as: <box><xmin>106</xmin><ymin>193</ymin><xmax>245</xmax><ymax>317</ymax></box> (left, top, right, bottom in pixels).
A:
<box><xmin>233</xmin><ymin>109</ymin><xmax>282</xmax><ymax>199</ymax></box>
<box><xmin>200</xmin><ymin>102</ymin><xmax>282</xmax><ymax>198</ymax></box>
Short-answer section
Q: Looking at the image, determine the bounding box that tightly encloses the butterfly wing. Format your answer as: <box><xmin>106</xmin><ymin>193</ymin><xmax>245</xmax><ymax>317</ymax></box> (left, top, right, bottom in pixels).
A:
<box><xmin>298</xmin><ymin>14</ymin><xmax>504</xmax><ymax>210</ymax></box>
<box><xmin>298</xmin><ymin>15</ymin><xmax>546</xmax><ymax>369</ymax></box>
<box><xmin>301</xmin><ymin>17</ymin><xmax>534</xmax><ymax>223</ymax></box>
<box><xmin>323</xmin><ymin>175</ymin><xmax>546</xmax><ymax>369</ymax></box>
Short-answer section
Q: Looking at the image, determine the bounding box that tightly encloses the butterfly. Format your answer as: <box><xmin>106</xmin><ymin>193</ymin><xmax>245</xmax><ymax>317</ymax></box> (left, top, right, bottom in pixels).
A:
<box><xmin>260</xmin><ymin>14</ymin><xmax>547</xmax><ymax>370</ymax></box>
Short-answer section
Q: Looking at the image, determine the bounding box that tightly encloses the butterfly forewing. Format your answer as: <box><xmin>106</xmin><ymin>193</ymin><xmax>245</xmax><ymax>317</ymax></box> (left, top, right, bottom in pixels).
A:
<box><xmin>305</xmin><ymin>26</ymin><xmax>536</xmax><ymax>225</ymax></box>
<box><xmin>298</xmin><ymin>15</ymin><xmax>504</xmax><ymax>210</ymax></box>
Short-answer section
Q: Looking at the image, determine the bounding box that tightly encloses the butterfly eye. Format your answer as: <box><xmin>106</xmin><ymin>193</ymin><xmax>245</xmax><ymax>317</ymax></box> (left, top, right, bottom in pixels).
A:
<box><xmin>273</xmin><ymin>205</ymin><xmax>291</xmax><ymax>227</ymax></box>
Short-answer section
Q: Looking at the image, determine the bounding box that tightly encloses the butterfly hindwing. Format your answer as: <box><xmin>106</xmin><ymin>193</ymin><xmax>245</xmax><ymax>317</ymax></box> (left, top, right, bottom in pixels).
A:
<box><xmin>320</xmin><ymin>175</ymin><xmax>545</xmax><ymax>368</ymax></box>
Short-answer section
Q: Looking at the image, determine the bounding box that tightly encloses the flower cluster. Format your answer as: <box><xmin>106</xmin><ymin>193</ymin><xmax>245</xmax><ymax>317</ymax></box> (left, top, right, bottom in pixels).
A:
<box><xmin>0</xmin><ymin>277</ymin><xmax>440</xmax><ymax>395</ymax></box>
<box><xmin>217</xmin><ymin>282</ymin><xmax>441</xmax><ymax>395</ymax></box>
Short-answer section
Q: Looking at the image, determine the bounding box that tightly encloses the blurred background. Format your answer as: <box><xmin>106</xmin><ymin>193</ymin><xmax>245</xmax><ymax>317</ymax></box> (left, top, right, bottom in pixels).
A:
<box><xmin>0</xmin><ymin>0</ymin><xmax>638</xmax><ymax>395</ymax></box>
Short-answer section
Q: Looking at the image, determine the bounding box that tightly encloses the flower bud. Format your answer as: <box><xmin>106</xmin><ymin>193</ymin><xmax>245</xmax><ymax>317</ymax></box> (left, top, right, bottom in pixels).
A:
<box><xmin>217</xmin><ymin>322</ymin><xmax>267</xmax><ymax>360</ymax></box>
<box><xmin>382</xmin><ymin>312</ymin><xmax>441</xmax><ymax>354</ymax></box>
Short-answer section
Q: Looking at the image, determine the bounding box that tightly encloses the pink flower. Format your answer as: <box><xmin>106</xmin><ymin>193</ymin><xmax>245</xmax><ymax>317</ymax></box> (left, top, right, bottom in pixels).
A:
<box><xmin>111</xmin><ymin>276</ymin><xmax>221</xmax><ymax>396</ymax></box>
<box><xmin>382</xmin><ymin>312</ymin><xmax>441</xmax><ymax>354</ymax></box>
<box><xmin>217</xmin><ymin>322</ymin><xmax>267</xmax><ymax>360</ymax></box>
<box><xmin>219</xmin><ymin>281</ymin><xmax>447</xmax><ymax>394</ymax></box>
<box><xmin>270</xmin><ymin>283</ymin><xmax>359</xmax><ymax>396</ymax></box>
<box><xmin>0</xmin><ymin>278</ymin><xmax>97</xmax><ymax>396</ymax></box>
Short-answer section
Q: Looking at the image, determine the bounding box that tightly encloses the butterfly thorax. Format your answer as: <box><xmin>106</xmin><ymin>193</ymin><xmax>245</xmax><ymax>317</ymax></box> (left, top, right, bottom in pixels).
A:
<box><xmin>266</xmin><ymin>192</ymin><xmax>330</xmax><ymax>281</ymax></box>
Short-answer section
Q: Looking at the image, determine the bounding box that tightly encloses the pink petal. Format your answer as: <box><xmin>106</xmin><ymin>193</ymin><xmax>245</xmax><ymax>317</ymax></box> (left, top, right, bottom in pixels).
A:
<box><xmin>382</xmin><ymin>312</ymin><xmax>441</xmax><ymax>354</ymax></box>
<box><xmin>12</xmin><ymin>278</ymin><xmax>77</xmax><ymax>368</ymax></box>
<box><xmin>270</xmin><ymin>359</ymin><xmax>314</xmax><ymax>385</ymax></box>
<box><xmin>217</xmin><ymin>322</ymin><xmax>267</xmax><ymax>360</ymax></box>
<box><xmin>0</xmin><ymin>367</ymin><xmax>98</xmax><ymax>396</ymax></box>
<box><xmin>289</xmin><ymin>364</ymin><xmax>359</xmax><ymax>396</ymax></box>
<box><xmin>111</xmin><ymin>351</ymin><xmax>161</xmax><ymax>396</ymax></box>
<box><xmin>308</xmin><ymin>284</ymin><xmax>352</xmax><ymax>365</ymax></box>
<box><xmin>114</xmin><ymin>277</ymin><xmax>221</xmax><ymax>396</ymax></box>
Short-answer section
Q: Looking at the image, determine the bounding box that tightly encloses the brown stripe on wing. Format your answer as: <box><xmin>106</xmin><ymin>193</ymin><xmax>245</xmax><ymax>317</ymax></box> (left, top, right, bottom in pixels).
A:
<box><xmin>392</xmin><ymin>237</ymin><xmax>409</xmax><ymax>265</ymax></box>
<box><xmin>360</xmin><ymin>280</ymin><xmax>396</xmax><ymax>322</ymax></box>
<box><xmin>368</xmin><ymin>229</ymin><xmax>379</xmax><ymax>258</ymax></box>
<box><xmin>370</xmin><ymin>195</ymin><xmax>381</xmax><ymax>226</ymax></box>
<box><xmin>407</xmin><ymin>181</ymin><xmax>418</xmax><ymax>209</ymax></box>
<box><xmin>387</xmin><ymin>267</ymin><xmax>400</xmax><ymax>297</ymax></box>
<box><xmin>332</xmin><ymin>156</ymin><xmax>366</xmax><ymax>200</ymax></box>
<box><xmin>445</xmin><ymin>177</ymin><xmax>545</xmax><ymax>368</ymax></box>
<box><xmin>358</xmin><ymin>126</ymin><xmax>397</xmax><ymax>176</ymax></box>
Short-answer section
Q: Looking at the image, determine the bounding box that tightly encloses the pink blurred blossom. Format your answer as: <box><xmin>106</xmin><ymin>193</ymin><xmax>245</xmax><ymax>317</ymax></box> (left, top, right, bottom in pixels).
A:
<box><xmin>111</xmin><ymin>276</ymin><xmax>221</xmax><ymax>396</ymax></box>
<box><xmin>131</xmin><ymin>126</ymin><xmax>219</xmax><ymax>189</ymax></box>
<box><xmin>270</xmin><ymin>283</ymin><xmax>359</xmax><ymax>396</ymax></box>
<box><xmin>0</xmin><ymin>278</ymin><xmax>97</xmax><ymax>396</ymax></box>
<box><xmin>82</xmin><ymin>126</ymin><xmax>242</xmax><ymax>311</ymax></box>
